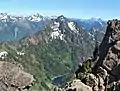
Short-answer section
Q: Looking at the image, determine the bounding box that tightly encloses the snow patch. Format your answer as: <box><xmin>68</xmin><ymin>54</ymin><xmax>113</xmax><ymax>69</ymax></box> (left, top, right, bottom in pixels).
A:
<box><xmin>99</xmin><ymin>22</ymin><xmax>103</xmax><ymax>27</ymax></box>
<box><xmin>51</xmin><ymin>30</ymin><xmax>65</xmax><ymax>41</ymax></box>
<box><xmin>68</xmin><ymin>22</ymin><xmax>78</xmax><ymax>33</ymax></box>
<box><xmin>51</xmin><ymin>21</ymin><xmax>60</xmax><ymax>30</ymax></box>
<box><xmin>17</xmin><ymin>52</ymin><xmax>25</xmax><ymax>55</ymax></box>
<box><xmin>0</xmin><ymin>13</ymin><xmax>8</xmax><ymax>20</ymax></box>
<box><xmin>28</xmin><ymin>15</ymin><xmax>42</xmax><ymax>22</ymax></box>
<box><xmin>60</xmin><ymin>34</ymin><xmax>64</xmax><ymax>40</ymax></box>
<box><xmin>51</xmin><ymin>31</ymin><xmax>60</xmax><ymax>39</ymax></box>
<box><xmin>0</xmin><ymin>51</ymin><xmax>8</xmax><ymax>59</ymax></box>
<box><xmin>0</xmin><ymin>15</ymin><xmax>7</xmax><ymax>20</ymax></box>
<box><xmin>88</xmin><ymin>33</ymin><xmax>92</xmax><ymax>36</ymax></box>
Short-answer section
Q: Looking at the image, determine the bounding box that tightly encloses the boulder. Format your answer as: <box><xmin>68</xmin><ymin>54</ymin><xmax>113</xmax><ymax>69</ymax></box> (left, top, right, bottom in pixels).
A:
<box><xmin>84</xmin><ymin>74</ymin><xmax>98</xmax><ymax>87</ymax></box>
<box><xmin>64</xmin><ymin>79</ymin><xmax>92</xmax><ymax>91</ymax></box>
<box><xmin>0</xmin><ymin>61</ymin><xmax>34</xmax><ymax>91</ymax></box>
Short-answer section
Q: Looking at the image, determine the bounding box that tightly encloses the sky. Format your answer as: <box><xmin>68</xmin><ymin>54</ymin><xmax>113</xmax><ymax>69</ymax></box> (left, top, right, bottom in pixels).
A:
<box><xmin>0</xmin><ymin>0</ymin><xmax>119</xmax><ymax>20</ymax></box>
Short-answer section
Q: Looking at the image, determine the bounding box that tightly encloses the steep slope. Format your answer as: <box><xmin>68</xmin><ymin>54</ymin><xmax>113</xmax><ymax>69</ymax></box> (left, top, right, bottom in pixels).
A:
<box><xmin>0</xmin><ymin>16</ymin><xmax>105</xmax><ymax>91</ymax></box>
<box><xmin>60</xmin><ymin>19</ymin><xmax>120</xmax><ymax>91</ymax></box>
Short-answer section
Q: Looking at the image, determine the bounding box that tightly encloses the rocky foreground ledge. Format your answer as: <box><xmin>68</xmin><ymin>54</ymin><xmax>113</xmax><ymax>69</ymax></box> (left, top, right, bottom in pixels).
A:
<box><xmin>52</xmin><ymin>20</ymin><xmax>120</xmax><ymax>91</ymax></box>
<box><xmin>0</xmin><ymin>61</ymin><xmax>34</xmax><ymax>91</ymax></box>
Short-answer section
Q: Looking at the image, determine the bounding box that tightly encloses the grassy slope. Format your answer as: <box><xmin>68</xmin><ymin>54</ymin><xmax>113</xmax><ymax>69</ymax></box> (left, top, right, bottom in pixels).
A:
<box><xmin>0</xmin><ymin>27</ymin><xmax>95</xmax><ymax>90</ymax></box>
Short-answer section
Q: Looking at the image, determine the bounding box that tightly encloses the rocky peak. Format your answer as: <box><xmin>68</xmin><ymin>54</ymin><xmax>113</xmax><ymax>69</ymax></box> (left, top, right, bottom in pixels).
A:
<box><xmin>93</xmin><ymin>19</ymin><xmax>120</xmax><ymax>91</ymax></box>
<box><xmin>27</xmin><ymin>13</ymin><xmax>44</xmax><ymax>22</ymax></box>
<box><xmin>107</xmin><ymin>19</ymin><xmax>120</xmax><ymax>41</ymax></box>
<box><xmin>56</xmin><ymin>15</ymin><xmax>67</xmax><ymax>22</ymax></box>
<box><xmin>60</xmin><ymin>20</ymin><xmax>120</xmax><ymax>91</ymax></box>
<box><xmin>96</xmin><ymin>19</ymin><xmax>120</xmax><ymax>66</ymax></box>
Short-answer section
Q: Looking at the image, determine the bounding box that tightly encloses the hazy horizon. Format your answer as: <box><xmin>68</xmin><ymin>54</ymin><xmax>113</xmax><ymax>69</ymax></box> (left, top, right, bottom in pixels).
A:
<box><xmin>0</xmin><ymin>0</ymin><xmax>119</xmax><ymax>20</ymax></box>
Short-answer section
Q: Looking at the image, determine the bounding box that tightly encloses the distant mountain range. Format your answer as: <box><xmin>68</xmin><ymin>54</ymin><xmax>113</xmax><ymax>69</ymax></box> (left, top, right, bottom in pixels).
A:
<box><xmin>0</xmin><ymin>13</ymin><xmax>107</xmax><ymax>42</ymax></box>
<box><xmin>72</xmin><ymin>18</ymin><xmax>107</xmax><ymax>30</ymax></box>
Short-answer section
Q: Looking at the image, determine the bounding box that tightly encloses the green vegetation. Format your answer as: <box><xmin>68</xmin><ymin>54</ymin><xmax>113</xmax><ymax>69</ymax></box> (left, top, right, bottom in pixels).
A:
<box><xmin>0</xmin><ymin>26</ymin><xmax>95</xmax><ymax>90</ymax></box>
<box><xmin>82</xmin><ymin>59</ymin><xmax>96</xmax><ymax>73</ymax></box>
<box><xmin>0</xmin><ymin>40</ymin><xmax>76</xmax><ymax>90</ymax></box>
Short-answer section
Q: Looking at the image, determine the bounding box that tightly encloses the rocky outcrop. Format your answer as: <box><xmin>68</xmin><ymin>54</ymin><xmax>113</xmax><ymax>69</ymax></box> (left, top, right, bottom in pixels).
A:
<box><xmin>61</xmin><ymin>20</ymin><xmax>120</xmax><ymax>91</ymax></box>
<box><xmin>0</xmin><ymin>61</ymin><xmax>34</xmax><ymax>91</ymax></box>
<box><xmin>87</xmin><ymin>20</ymin><xmax>120</xmax><ymax>91</ymax></box>
<box><xmin>94</xmin><ymin>20</ymin><xmax>120</xmax><ymax>91</ymax></box>
<box><xmin>64</xmin><ymin>79</ymin><xmax>92</xmax><ymax>91</ymax></box>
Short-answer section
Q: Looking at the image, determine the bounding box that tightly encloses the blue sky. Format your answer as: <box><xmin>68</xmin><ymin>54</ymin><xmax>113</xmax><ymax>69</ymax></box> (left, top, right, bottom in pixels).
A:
<box><xmin>0</xmin><ymin>0</ymin><xmax>119</xmax><ymax>20</ymax></box>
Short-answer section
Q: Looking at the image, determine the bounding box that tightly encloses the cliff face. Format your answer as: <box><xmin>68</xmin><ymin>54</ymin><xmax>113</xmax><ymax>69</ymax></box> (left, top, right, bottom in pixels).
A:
<box><xmin>59</xmin><ymin>20</ymin><xmax>120</xmax><ymax>91</ymax></box>
<box><xmin>96</xmin><ymin>20</ymin><xmax>120</xmax><ymax>84</ymax></box>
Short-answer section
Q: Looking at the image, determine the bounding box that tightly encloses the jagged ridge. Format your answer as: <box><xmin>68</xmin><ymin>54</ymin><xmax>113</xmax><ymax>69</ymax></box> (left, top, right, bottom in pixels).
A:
<box><xmin>58</xmin><ymin>19</ymin><xmax>120</xmax><ymax>91</ymax></box>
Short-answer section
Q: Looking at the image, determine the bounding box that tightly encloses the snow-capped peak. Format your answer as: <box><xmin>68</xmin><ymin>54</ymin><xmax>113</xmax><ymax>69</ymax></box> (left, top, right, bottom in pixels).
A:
<box><xmin>57</xmin><ymin>15</ymin><xmax>67</xmax><ymax>22</ymax></box>
<box><xmin>0</xmin><ymin>13</ymin><xmax>8</xmax><ymax>21</ymax></box>
<box><xmin>28</xmin><ymin>14</ymin><xmax>43</xmax><ymax>22</ymax></box>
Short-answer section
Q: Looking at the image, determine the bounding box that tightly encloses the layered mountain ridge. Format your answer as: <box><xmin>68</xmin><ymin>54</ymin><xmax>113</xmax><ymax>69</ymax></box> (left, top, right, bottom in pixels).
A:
<box><xmin>0</xmin><ymin>13</ymin><xmax>107</xmax><ymax>91</ymax></box>
<box><xmin>0</xmin><ymin>13</ymin><xmax>106</xmax><ymax>42</ymax></box>
<box><xmin>0</xmin><ymin>14</ymin><xmax>106</xmax><ymax>91</ymax></box>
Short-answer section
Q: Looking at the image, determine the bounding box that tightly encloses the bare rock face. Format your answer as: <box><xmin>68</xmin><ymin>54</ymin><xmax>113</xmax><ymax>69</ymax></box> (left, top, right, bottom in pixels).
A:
<box><xmin>97</xmin><ymin>20</ymin><xmax>120</xmax><ymax>81</ymax></box>
<box><xmin>64</xmin><ymin>79</ymin><xmax>92</xmax><ymax>91</ymax></box>
<box><xmin>97</xmin><ymin>20</ymin><xmax>120</xmax><ymax>68</ymax></box>
<box><xmin>93</xmin><ymin>20</ymin><xmax>120</xmax><ymax>91</ymax></box>
<box><xmin>89</xmin><ymin>20</ymin><xmax>120</xmax><ymax>91</ymax></box>
<box><xmin>70</xmin><ymin>20</ymin><xmax>120</xmax><ymax>91</ymax></box>
<box><xmin>0</xmin><ymin>61</ymin><xmax>34</xmax><ymax>91</ymax></box>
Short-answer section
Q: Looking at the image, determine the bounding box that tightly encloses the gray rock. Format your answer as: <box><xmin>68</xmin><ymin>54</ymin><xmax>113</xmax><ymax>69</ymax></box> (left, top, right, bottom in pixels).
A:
<box><xmin>0</xmin><ymin>61</ymin><xmax>34</xmax><ymax>91</ymax></box>
<box><xmin>60</xmin><ymin>20</ymin><xmax>120</xmax><ymax>91</ymax></box>
<box><xmin>64</xmin><ymin>79</ymin><xmax>92</xmax><ymax>91</ymax></box>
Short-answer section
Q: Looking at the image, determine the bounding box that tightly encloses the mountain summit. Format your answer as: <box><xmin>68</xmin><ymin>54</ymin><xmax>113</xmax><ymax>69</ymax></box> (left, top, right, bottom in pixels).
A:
<box><xmin>0</xmin><ymin>13</ymin><xmax>106</xmax><ymax>42</ymax></box>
